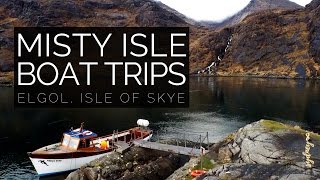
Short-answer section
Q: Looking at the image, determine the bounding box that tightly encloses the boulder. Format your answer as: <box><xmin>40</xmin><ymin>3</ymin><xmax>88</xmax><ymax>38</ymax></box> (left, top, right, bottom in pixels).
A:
<box><xmin>66</xmin><ymin>146</ymin><xmax>189</xmax><ymax>180</ymax></box>
<box><xmin>202</xmin><ymin>120</ymin><xmax>320</xmax><ymax>179</ymax></box>
<box><xmin>203</xmin><ymin>163</ymin><xmax>319</xmax><ymax>180</ymax></box>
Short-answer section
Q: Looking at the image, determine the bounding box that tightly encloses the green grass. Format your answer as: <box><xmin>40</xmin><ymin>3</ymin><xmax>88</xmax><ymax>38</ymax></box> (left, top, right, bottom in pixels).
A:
<box><xmin>260</xmin><ymin>119</ymin><xmax>320</xmax><ymax>141</ymax></box>
<box><xmin>260</xmin><ymin>119</ymin><xmax>288</xmax><ymax>131</ymax></box>
<box><xmin>192</xmin><ymin>156</ymin><xmax>215</xmax><ymax>170</ymax></box>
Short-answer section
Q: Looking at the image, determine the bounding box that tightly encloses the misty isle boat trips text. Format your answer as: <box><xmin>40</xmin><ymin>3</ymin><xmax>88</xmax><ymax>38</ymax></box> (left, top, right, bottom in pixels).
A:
<box><xmin>14</xmin><ymin>27</ymin><xmax>190</xmax><ymax>108</ymax></box>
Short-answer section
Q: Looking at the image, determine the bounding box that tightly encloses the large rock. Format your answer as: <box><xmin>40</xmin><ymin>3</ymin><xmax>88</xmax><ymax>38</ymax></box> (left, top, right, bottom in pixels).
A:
<box><xmin>166</xmin><ymin>157</ymin><xmax>200</xmax><ymax>180</ymax></box>
<box><xmin>202</xmin><ymin>120</ymin><xmax>320</xmax><ymax>179</ymax></box>
<box><xmin>66</xmin><ymin>146</ymin><xmax>189</xmax><ymax>180</ymax></box>
<box><xmin>203</xmin><ymin>163</ymin><xmax>319</xmax><ymax>180</ymax></box>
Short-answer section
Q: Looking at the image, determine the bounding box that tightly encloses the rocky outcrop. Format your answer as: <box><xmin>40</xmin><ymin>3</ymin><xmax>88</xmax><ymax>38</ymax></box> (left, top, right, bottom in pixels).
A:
<box><xmin>203</xmin><ymin>163</ymin><xmax>318</xmax><ymax>180</ymax></box>
<box><xmin>200</xmin><ymin>120</ymin><xmax>320</xmax><ymax>179</ymax></box>
<box><xmin>166</xmin><ymin>157</ymin><xmax>200</xmax><ymax>180</ymax></box>
<box><xmin>66</xmin><ymin>146</ymin><xmax>189</xmax><ymax>180</ymax></box>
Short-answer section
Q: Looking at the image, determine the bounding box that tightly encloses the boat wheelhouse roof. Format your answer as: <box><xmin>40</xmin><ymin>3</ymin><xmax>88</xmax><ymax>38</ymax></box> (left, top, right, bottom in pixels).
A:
<box><xmin>64</xmin><ymin>129</ymin><xmax>97</xmax><ymax>139</ymax></box>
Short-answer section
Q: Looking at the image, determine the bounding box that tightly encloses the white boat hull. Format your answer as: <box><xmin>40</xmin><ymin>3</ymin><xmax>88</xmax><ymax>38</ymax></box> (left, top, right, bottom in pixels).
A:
<box><xmin>29</xmin><ymin>152</ymin><xmax>109</xmax><ymax>176</ymax></box>
<box><xmin>30</xmin><ymin>134</ymin><xmax>153</xmax><ymax>176</ymax></box>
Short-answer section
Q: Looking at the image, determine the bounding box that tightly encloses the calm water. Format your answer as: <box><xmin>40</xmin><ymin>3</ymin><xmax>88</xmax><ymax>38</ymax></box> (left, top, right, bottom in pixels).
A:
<box><xmin>1</xmin><ymin>77</ymin><xmax>320</xmax><ymax>179</ymax></box>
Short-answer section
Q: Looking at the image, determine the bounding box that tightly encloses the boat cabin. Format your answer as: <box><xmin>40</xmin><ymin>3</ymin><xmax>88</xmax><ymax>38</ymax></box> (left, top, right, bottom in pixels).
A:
<box><xmin>61</xmin><ymin>128</ymin><xmax>97</xmax><ymax>150</ymax></box>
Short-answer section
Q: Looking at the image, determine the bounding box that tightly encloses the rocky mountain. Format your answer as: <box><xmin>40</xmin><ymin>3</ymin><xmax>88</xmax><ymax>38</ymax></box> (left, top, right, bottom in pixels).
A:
<box><xmin>0</xmin><ymin>0</ymin><xmax>319</xmax><ymax>81</ymax></box>
<box><xmin>0</xmin><ymin>0</ymin><xmax>212</xmax><ymax>78</ymax></box>
<box><xmin>194</xmin><ymin>0</ymin><xmax>320</xmax><ymax>78</ymax></box>
<box><xmin>0</xmin><ymin>0</ymin><xmax>191</xmax><ymax>73</ymax></box>
<box><xmin>215</xmin><ymin>0</ymin><xmax>320</xmax><ymax>78</ymax></box>
<box><xmin>218</xmin><ymin>0</ymin><xmax>302</xmax><ymax>28</ymax></box>
<box><xmin>154</xmin><ymin>1</ymin><xmax>199</xmax><ymax>26</ymax></box>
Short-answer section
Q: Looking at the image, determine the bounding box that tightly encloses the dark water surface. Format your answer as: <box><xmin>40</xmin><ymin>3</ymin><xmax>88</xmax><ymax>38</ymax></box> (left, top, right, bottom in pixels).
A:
<box><xmin>1</xmin><ymin>77</ymin><xmax>320</xmax><ymax>179</ymax></box>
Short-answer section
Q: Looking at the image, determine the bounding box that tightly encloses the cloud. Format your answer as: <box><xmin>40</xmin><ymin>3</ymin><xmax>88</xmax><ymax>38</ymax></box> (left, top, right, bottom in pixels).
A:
<box><xmin>157</xmin><ymin>0</ymin><xmax>312</xmax><ymax>22</ymax></box>
<box><xmin>289</xmin><ymin>0</ymin><xmax>313</xmax><ymax>6</ymax></box>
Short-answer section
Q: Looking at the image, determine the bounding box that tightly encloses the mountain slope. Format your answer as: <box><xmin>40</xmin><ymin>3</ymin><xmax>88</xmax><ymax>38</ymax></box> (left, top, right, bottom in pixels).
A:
<box><xmin>192</xmin><ymin>0</ymin><xmax>320</xmax><ymax>78</ymax></box>
<box><xmin>0</xmin><ymin>0</ymin><xmax>192</xmax><ymax>72</ymax></box>
<box><xmin>218</xmin><ymin>0</ymin><xmax>302</xmax><ymax>28</ymax></box>
<box><xmin>215</xmin><ymin>2</ymin><xmax>320</xmax><ymax>78</ymax></box>
<box><xmin>0</xmin><ymin>0</ymin><xmax>319</xmax><ymax>81</ymax></box>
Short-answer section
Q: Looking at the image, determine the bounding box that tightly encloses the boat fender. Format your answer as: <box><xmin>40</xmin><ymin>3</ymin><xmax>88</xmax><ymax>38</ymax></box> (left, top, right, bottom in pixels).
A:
<box><xmin>137</xmin><ymin>119</ymin><xmax>149</xmax><ymax>127</ymax></box>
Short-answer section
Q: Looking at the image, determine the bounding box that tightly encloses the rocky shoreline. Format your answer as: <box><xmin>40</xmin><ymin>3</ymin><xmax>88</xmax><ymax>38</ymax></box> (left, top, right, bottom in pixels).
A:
<box><xmin>191</xmin><ymin>74</ymin><xmax>320</xmax><ymax>80</ymax></box>
<box><xmin>200</xmin><ymin>120</ymin><xmax>320</xmax><ymax>179</ymax></box>
<box><xmin>1</xmin><ymin>75</ymin><xmax>320</xmax><ymax>88</ymax></box>
<box><xmin>66</xmin><ymin>146</ymin><xmax>190</xmax><ymax>180</ymax></box>
<box><xmin>66</xmin><ymin>120</ymin><xmax>320</xmax><ymax>180</ymax></box>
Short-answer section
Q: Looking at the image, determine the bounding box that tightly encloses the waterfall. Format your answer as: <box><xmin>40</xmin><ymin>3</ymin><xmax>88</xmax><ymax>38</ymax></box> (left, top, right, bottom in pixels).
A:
<box><xmin>198</xmin><ymin>35</ymin><xmax>232</xmax><ymax>75</ymax></box>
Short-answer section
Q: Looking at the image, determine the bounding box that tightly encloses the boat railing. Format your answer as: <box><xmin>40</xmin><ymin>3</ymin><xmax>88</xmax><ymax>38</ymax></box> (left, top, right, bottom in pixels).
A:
<box><xmin>127</xmin><ymin>130</ymin><xmax>152</xmax><ymax>145</ymax></box>
<box><xmin>91</xmin><ymin>127</ymin><xmax>152</xmax><ymax>147</ymax></box>
<box><xmin>93</xmin><ymin>128</ymin><xmax>132</xmax><ymax>141</ymax></box>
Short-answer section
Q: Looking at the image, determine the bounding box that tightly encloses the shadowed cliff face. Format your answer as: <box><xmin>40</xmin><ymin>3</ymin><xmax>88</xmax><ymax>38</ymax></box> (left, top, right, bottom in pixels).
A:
<box><xmin>0</xmin><ymin>0</ymin><xmax>319</xmax><ymax>79</ymax></box>
<box><xmin>307</xmin><ymin>0</ymin><xmax>320</xmax><ymax>64</ymax></box>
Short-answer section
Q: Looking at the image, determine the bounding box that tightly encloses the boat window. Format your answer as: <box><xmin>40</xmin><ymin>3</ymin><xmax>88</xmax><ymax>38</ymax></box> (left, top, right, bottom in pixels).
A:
<box><xmin>62</xmin><ymin>134</ymin><xmax>70</xmax><ymax>147</ymax></box>
<box><xmin>68</xmin><ymin>138</ymin><xmax>80</xmax><ymax>150</ymax></box>
<box><xmin>79</xmin><ymin>139</ymin><xmax>91</xmax><ymax>148</ymax></box>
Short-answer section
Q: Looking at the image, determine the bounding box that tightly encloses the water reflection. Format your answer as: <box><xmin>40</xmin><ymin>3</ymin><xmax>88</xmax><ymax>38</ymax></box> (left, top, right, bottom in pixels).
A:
<box><xmin>190</xmin><ymin>77</ymin><xmax>320</xmax><ymax>128</ymax></box>
<box><xmin>0</xmin><ymin>77</ymin><xmax>320</xmax><ymax>178</ymax></box>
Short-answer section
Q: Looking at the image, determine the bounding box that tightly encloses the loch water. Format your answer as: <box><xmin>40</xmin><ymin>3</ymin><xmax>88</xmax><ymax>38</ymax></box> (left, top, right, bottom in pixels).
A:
<box><xmin>0</xmin><ymin>77</ymin><xmax>320</xmax><ymax>179</ymax></box>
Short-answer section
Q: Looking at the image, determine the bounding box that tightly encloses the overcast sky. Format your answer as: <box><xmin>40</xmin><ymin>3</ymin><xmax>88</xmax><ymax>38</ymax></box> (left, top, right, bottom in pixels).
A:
<box><xmin>157</xmin><ymin>0</ymin><xmax>313</xmax><ymax>22</ymax></box>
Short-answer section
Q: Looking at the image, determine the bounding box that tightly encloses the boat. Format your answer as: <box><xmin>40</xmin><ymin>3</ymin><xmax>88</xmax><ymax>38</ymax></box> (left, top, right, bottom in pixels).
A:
<box><xmin>28</xmin><ymin>119</ymin><xmax>153</xmax><ymax>176</ymax></box>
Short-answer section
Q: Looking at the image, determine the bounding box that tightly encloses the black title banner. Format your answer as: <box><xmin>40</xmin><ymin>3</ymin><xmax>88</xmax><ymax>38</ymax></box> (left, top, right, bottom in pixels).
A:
<box><xmin>14</xmin><ymin>27</ymin><xmax>189</xmax><ymax>108</ymax></box>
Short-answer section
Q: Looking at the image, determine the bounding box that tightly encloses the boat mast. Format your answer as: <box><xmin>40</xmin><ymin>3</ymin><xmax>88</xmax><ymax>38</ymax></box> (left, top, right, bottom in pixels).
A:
<box><xmin>79</xmin><ymin>122</ymin><xmax>84</xmax><ymax>132</ymax></box>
